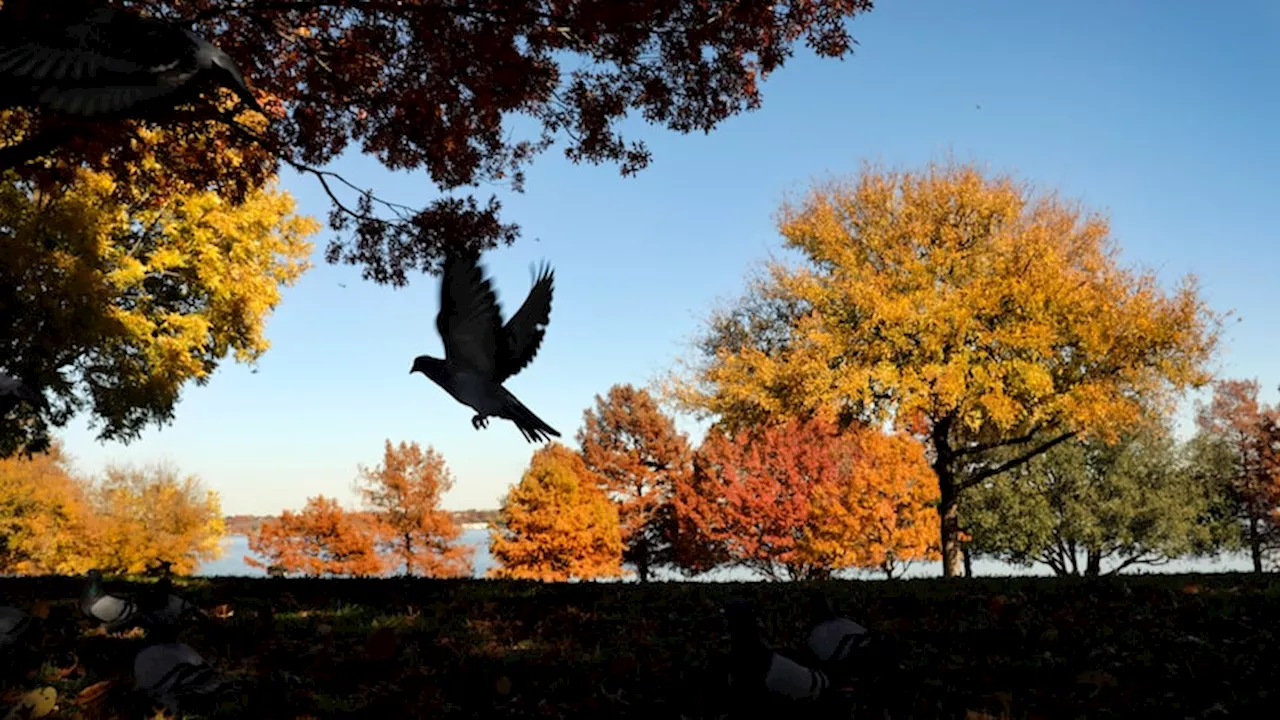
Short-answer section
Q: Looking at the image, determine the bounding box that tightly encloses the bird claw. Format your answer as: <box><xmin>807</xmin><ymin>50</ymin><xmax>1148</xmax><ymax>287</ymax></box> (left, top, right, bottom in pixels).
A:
<box><xmin>471</xmin><ymin>415</ymin><xmax>489</xmax><ymax>430</ymax></box>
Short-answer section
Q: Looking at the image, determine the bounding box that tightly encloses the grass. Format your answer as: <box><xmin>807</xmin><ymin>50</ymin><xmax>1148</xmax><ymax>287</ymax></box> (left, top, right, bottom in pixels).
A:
<box><xmin>2</xmin><ymin>572</ymin><xmax>1278</xmax><ymax>718</ymax></box>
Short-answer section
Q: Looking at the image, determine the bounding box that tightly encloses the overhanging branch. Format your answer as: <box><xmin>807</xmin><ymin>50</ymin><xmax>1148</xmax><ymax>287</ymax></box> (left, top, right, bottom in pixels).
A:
<box><xmin>957</xmin><ymin>430</ymin><xmax>1078</xmax><ymax>491</ymax></box>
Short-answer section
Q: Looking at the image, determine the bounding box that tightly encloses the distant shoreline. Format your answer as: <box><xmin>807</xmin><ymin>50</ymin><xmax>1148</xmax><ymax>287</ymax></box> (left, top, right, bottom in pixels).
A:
<box><xmin>223</xmin><ymin>510</ymin><xmax>498</xmax><ymax>536</ymax></box>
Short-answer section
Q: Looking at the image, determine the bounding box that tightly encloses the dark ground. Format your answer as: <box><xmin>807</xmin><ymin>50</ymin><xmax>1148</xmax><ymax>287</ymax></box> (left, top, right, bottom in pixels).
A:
<box><xmin>1</xmin><ymin>573</ymin><xmax>1277</xmax><ymax>718</ymax></box>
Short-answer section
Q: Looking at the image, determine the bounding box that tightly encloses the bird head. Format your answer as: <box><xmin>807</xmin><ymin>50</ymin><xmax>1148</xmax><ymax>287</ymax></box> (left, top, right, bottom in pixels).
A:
<box><xmin>187</xmin><ymin>30</ymin><xmax>264</xmax><ymax>114</ymax></box>
<box><xmin>410</xmin><ymin>355</ymin><xmax>445</xmax><ymax>381</ymax></box>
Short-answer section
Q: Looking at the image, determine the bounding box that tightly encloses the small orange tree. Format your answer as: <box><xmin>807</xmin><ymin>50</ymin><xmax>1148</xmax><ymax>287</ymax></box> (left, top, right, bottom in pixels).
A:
<box><xmin>488</xmin><ymin>443</ymin><xmax>623</xmax><ymax>581</ymax></box>
<box><xmin>0</xmin><ymin>442</ymin><xmax>98</xmax><ymax>575</ymax></box>
<box><xmin>246</xmin><ymin>495</ymin><xmax>385</xmax><ymax>577</ymax></box>
<box><xmin>577</xmin><ymin>384</ymin><xmax>693</xmax><ymax>582</ymax></box>
<box><xmin>355</xmin><ymin>440</ymin><xmax>473</xmax><ymax>578</ymax></box>
<box><xmin>807</xmin><ymin>429</ymin><xmax>941</xmax><ymax>578</ymax></box>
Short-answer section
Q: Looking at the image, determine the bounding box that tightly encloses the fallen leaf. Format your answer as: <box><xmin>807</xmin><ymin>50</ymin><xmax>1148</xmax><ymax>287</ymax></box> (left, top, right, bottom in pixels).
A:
<box><xmin>28</xmin><ymin>601</ymin><xmax>49</xmax><ymax>619</ymax></box>
<box><xmin>495</xmin><ymin>676</ymin><xmax>512</xmax><ymax>695</ymax></box>
<box><xmin>4</xmin><ymin>687</ymin><xmax>57</xmax><ymax>720</ymax></box>
<box><xmin>366</xmin><ymin>626</ymin><xmax>397</xmax><ymax>661</ymax></box>
<box><xmin>211</xmin><ymin>604</ymin><xmax>235</xmax><ymax>619</ymax></box>
<box><xmin>74</xmin><ymin>680</ymin><xmax>114</xmax><ymax>707</ymax></box>
<box><xmin>964</xmin><ymin>712</ymin><xmax>998</xmax><ymax>720</ymax></box>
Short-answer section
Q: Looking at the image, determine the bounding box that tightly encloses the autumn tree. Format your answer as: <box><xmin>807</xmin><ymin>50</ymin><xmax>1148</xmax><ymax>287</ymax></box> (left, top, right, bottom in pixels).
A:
<box><xmin>672</xmin><ymin>161</ymin><xmax>1222</xmax><ymax>576</ymax></box>
<box><xmin>0</xmin><ymin>117</ymin><xmax>317</xmax><ymax>458</ymax></box>
<box><xmin>675</xmin><ymin>417</ymin><xmax>847</xmax><ymax>581</ymax></box>
<box><xmin>806</xmin><ymin>429</ymin><xmax>941</xmax><ymax>579</ymax></box>
<box><xmin>246</xmin><ymin>495</ymin><xmax>385</xmax><ymax>578</ymax></box>
<box><xmin>1193</xmin><ymin>379</ymin><xmax>1280</xmax><ymax>572</ymax></box>
<box><xmin>962</xmin><ymin>423</ymin><xmax>1229</xmax><ymax>576</ymax></box>
<box><xmin>89</xmin><ymin>463</ymin><xmax>225</xmax><ymax>575</ymax></box>
<box><xmin>0</xmin><ymin>442</ymin><xmax>98</xmax><ymax>575</ymax></box>
<box><xmin>488</xmin><ymin>443</ymin><xmax>623</xmax><ymax>582</ymax></box>
<box><xmin>0</xmin><ymin>0</ymin><xmax>876</xmax><ymax>286</ymax></box>
<box><xmin>354</xmin><ymin>440</ymin><xmax>473</xmax><ymax>578</ymax></box>
<box><xmin>577</xmin><ymin>384</ymin><xmax>692</xmax><ymax>582</ymax></box>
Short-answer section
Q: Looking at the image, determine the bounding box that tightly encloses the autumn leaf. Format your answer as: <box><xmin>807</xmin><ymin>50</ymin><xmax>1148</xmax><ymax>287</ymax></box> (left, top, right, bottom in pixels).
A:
<box><xmin>3</xmin><ymin>687</ymin><xmax>56</xmax><ymax>720</ymax></box>
<box><xmin>73</xmin><ymin>681</ymin><xmax>113</xmax><ymax>708</ymax></box>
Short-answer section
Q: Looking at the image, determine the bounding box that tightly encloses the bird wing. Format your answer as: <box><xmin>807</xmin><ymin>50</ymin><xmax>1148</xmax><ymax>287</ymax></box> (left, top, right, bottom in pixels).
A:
<box><xmin>495</xmin><ymin>261</ymin><xmax>554</xmax><ymax>384</ymax></box>
<box><xmin>436</xmin><ymin>252</ymin><xmax>505</xmax><ymax>379</ymax></box>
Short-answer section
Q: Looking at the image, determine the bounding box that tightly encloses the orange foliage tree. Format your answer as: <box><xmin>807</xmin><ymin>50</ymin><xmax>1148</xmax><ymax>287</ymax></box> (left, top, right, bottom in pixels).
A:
<box><xmin>488</xmin><ymin>443</ymin><xmax>623</xmax><ymax>581</ymax></box>
<box><xmin>673</xmin><ymin>161</ymin><xmax>1222</xmax><ymax>576</ymax></box>
<box><xmin>675</xmin><ymin>417</ymin><xmax>854</xmax><ymax>580</ymax></box>
<box><xmin>1194</xmin><ymin>379</ymin><xmax>1280</xmax><ymax>572</ymax></box>
<box><xmin>90</xmin><ymin>463</ymin><xmax>225</xmax><ymax>575</ymax></box>
<box><xmin>0</xmin><ymin>442</ymin><xmax>98</xmax><ymax>574</ymax></box>
<box><xmin>246</xmin><ymin>495</ymin><xmax>385</xmax><ymax>577</ymax></box>
<box><xmin>355</xmin><ymin>440</ymin><xmax>473</xmax><ymax>578</ymax></box>
<box><xmin>0</xmin><ymin>0</ymin><xmax>877</xmax><ymax>284</ymax></box>
<box><xmin>807</xmin><ymin>430</ymin><xmax>941</xmax><ymax>578</ymax></box>
<box><xmin>577</xmin><ymin>384</ymin><xmax>693</xmax><ymax>582</ymax></box>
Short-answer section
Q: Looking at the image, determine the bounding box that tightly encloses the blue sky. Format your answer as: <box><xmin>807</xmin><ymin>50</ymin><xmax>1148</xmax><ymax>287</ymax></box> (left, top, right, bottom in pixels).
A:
<box><xmin>57</xmin><ymin>0</ymin><xmax>1279</xmax><ymax>516</ymax></box>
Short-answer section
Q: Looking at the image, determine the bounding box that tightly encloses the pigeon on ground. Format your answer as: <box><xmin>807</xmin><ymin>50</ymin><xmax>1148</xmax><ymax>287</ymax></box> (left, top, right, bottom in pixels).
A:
<box><xmin>0</xmin><ymin>7</ymin><xmax>263</xmax><ymax>118</ymax></box>
<box><xmin>723</xmin><ymin>599</ymin><xmax>831</xmax><ymax>705</ymax></box>
<box><xmin>0</xmin><ymin>373</ymin><xmax>47</xmax><ymax>416</ymax></box>
<box><xmin>0</xmin><ymin>606</ymin><xmax>33</xmax><ymax>649</ymax></box>
<box><xmin>411</xmin><ymin>251</ymin><xmax>560</xmax><ymax>443</ymax></box>
<box><xmin>133</xmin><ymin>642</ymin><xmax>231</xmax><ymax>714</ymax></box>
<box><xmin>804</xmin><ymin>591</ymin><xmax>871</xmax><ymax>670</ymax></box>
<box><xmin>81</xmin><ymin>569</ymin><xmax>142</xmax><ymax>632</ymax></box>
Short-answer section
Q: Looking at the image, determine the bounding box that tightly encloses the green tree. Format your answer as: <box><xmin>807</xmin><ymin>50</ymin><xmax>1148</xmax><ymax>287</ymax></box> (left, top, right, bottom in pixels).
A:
<box><xmin>0</xmin><ymin>120</ymin><xmax>317</xmax><ymax>458</ymax></box>
<box><xmin>670</xmin><ymin>161</ymin><xmax>1222</xmax><ymax>576</ymax></box>
<box><xmin>962</xmin><ymin>424</ymin><xmax>1229</xmax><ymax>576</ymax></box>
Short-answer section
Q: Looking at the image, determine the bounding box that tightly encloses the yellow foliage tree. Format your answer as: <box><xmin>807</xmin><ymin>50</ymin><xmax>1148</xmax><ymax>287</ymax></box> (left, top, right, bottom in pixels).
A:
<box><xmin>673</xmin><ymin>161</ymin><xmax>1222</xmax><ymax>576</ymax></box>
<box><xmin>807</xmin><ymin>429</ymin><xmax>941</xmax><ymax>578</ymax></box>
<box><xmin>89</xmin><ymin>463</ymin><xmax>225</xmax><ymax>575</ymax></box>
<box><xmin>0</xmin><ymin>442</ymin><xmax>98</xmax><ymax>574</ymax></box>
<box><xmin>488</xmin><ymin>443</ymin><xmax>624</xmax><ymax>581</ymax></box>
<box><xmin>0</xmin><ymin>115</ymin><xmax>317</xmax><ymax>458</ymax></box>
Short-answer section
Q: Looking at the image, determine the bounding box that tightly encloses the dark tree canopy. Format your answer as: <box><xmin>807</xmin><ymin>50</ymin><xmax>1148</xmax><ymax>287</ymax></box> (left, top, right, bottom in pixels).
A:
<box><xmin>0</xmin><ymin>0</ymin><xmax>875</xmax><ymax>285</ymax></box>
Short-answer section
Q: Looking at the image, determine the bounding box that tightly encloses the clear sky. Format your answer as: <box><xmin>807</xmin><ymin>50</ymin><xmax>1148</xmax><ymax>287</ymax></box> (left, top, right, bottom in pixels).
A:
<box><xmin>56</xmin><ymin>0</ymin><xmax>1279</xmax><ymax>515</ymax></box>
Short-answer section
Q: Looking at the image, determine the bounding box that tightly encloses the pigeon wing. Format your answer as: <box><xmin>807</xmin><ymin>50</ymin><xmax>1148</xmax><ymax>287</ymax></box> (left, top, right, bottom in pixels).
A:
<box><xmin>495</xmin><ymin>261</ymin><xmax>554</xmax><ymax>384</ymax></box>
<box><xmin>436</xmin><ymin>252</ymin><xmax>505</xmax><ymax>379</ymax></box>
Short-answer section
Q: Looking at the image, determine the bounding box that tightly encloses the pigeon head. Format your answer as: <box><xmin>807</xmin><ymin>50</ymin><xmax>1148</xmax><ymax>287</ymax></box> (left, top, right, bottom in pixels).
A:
<box><xmin>410</xmin><ymin>355</ymin><xmax>446</xmax><ymax>381</ymax></box>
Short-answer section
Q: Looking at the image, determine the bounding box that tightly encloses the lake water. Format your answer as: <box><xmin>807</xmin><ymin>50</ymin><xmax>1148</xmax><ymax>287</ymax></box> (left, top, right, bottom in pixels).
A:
<box><xmin>197</xmin><ymin>529</ymin><xmax>1261</xmax><ymax>580</ymax></box>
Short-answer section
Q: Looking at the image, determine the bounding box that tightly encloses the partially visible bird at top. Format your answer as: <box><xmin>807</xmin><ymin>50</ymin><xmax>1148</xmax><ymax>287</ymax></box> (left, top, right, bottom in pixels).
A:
<box><xmin>0</xmin><ymin>373</ymin><xmax>47</xmax><ymax>416</ymax></box>
<box><xmin>0</xmin><ymin>7</ymin><xmax>263</xmax><ymax>119</ymax></box>
<box><xmin>411</xmin><ymin>251</ymin><xmax>560</xmax><ymax>443</ymax></box>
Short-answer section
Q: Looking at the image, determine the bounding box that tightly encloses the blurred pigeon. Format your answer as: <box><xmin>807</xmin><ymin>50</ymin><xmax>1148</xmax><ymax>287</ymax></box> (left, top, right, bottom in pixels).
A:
<box><xmin>0</xmin><ymin>7</ymin><xmax>263</xmax><ymax>118</ymax></box>
<box><xmin>0</xmin><ymin>606</ymin><xmax>33</xmax><ymax>649</ymax></box>
<box><xmin>140</xmin><ymin>574</ymin><xmax>209</xmax><ymax>632</ymax></box>
<box><xmin>0</xmin><ymin>373</ymin><xmax>47</xmax><ymax>415</ymax></box>
<box><xmin>723</xmin><ymin>599</ymin><xmax>830</xmax><ymax>705</ymax></box>
<box><xmin>411</xmin><ymin>252</ymin><xmax>560</xmax><ymax>443</ymax></box>
<box><xmin>81</xmin><ymin>569</ymin><xmax>142</xmax><ymax>632</ymax></box>
<box><xmin>804</xmin><ymin>591</ymin><xmax>871</xmax><ymax>669</ymax></box>
<box><xmin>134</xmin><ymin>642</ymin><xmax>230</xmax><ymax>714</ymax></box>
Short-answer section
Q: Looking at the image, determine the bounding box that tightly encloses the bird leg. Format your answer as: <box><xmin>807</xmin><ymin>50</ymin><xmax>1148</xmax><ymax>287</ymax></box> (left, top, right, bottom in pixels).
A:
<box><xmin>471</xmin><ymin>414</ymin><xmax>490</xmax><ymax>430</ymax></box>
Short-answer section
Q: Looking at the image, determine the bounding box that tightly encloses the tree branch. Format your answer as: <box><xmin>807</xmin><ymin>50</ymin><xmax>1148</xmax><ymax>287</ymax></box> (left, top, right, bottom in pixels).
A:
<box><xmin>952</xmin><ymin>422</ymin><xmax>1050</xmax><ymax>458</ymax></box>
<box><xmin>957</xmin><ymin>431</ymin><xmax>1078</xmax><ymax>491</ymax></box>
<box><xmin>0</xmin><ymin>125</ymin><xmax>80</xmax><ymax>173</ymax></box>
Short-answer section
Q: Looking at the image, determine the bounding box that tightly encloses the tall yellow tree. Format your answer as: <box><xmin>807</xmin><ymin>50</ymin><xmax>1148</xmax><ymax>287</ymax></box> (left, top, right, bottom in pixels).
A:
<box><xmin>0</xmin><ymin>442</ymin><xmax>98</xmax><ymax>575</ymax></box>
<box><xmin>89</xmin><ymin>463</ymin><xmax>225</xmax><ymax>575</ymax></box>
<box><xmin>673</xmin><ymin>161</ymin><xmax>1222</xmax><ymax>576</ymax></box>
<box><xmin>489</xmin><ymin>443</ymin><xmax>624</xmax><ymax>581</ymax></box>
<box><xmin>355</xmin><ymin>440</ymin><xmax>474</xmax><ymax>578</ymax></box>
<box><xmin>0</xmin><ymin>109</ymin><xmax>317</xmax><ymax>458</ymax></box>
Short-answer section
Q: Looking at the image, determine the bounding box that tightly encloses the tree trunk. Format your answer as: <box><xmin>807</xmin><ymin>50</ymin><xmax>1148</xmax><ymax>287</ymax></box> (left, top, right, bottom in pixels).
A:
<box><xmin>1085</xmin><ymin>548</ymin><xmax>1102</xmax><ymax>577</ymax></box>
<box><xmin>937</xmin><ymin>470</ymin><xmax>963</xmax><ymax>578</ymax></box>
<box><xmin>1248</xmin><ymin>516</ymin><xmax>1264</xmax><ymax>574</ymax></box>
<box><xmin>636</xmin><ymin>539</ymin><xmax>651</xmax><ymax>582</ymax></box>
<box><xmin>962</xmin><ymin>545</ymin><xmax>973</xmax><ymax>578</ymax></box>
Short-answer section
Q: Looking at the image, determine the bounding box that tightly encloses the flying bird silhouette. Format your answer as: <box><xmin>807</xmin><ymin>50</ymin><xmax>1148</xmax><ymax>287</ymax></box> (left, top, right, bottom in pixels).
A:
<box><xmin>411</xmin><ymin>252</ymin><xmax>560</xmax><ymax>443</ymax></box>
<box><xmin>0</xmin><ymin>7</ymin><xmax>263</xmax><ymax>118</ymax></box>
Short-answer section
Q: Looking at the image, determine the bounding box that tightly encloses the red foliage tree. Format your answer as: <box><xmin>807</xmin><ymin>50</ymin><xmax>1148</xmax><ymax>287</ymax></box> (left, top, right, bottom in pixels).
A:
<box><xmin>246</xmin><ymin>495</ymin><xmax>385</xmax><ymax>577</ymax></box>
<box><xmin>674</xmin><ymin>417</ymin><xmax>853</xmax><ymax>580</ymax></box>
<box><xmin>0</xmin><ymin>0</ymin><xmax>875</xmax><ymax>284</ymax></box>
<box><xmin>577</xmin><ymin>384</ymin><xmax>692</xmax><ymax>581</ymax></box>
<box><xmin>355</xmin><ymin>440</ymin><xmax>473</xmax><ymax>578</ymax></box>
<box><xmin>1195</xmin><ymin>379</ymin><xmax>1280</xmax><ymax>572</ymax></box>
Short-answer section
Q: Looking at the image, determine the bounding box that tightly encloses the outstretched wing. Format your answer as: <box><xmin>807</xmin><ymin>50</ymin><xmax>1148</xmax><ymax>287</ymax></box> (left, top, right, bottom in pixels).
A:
<box><xmin>495</xmin><ymin>261</ymin><xmax>554</xmax><ymax>384</ymax></box>
<box><xmin>436</xmin><ymin>252</ymin><xmax>505</xmax><ymax>379</ymax></box>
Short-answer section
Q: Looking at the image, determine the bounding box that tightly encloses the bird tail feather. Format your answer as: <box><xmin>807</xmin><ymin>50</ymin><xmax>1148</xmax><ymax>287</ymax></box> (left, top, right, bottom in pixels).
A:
<box><xmin>501</xmin><ymin>393</ymin><xmax>560</xmax><ymax>443</ymax></box>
